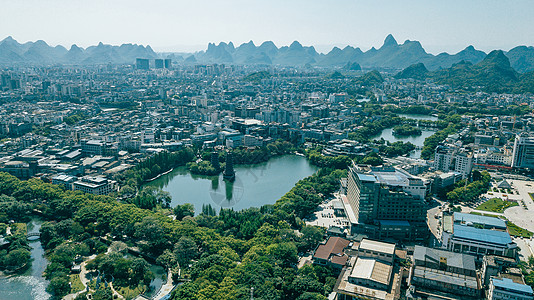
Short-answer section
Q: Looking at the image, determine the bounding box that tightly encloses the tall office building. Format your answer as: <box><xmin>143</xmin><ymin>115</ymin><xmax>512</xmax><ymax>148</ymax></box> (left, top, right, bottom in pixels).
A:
<box><xmin>136</xmin><ymin>58</ymin><xmax>149</xmax><ymax>70</ymax></box>
<box><xmin>164</xmin><ymin>58</ymin><xmax>172</xmax><ymax>68</ymax></box>
<box><xmin>511</xmin><ymin>133</ymin><xmax>534</xmax><ymax>169</ymax></box>
<box><xmin>345</xmin><ymin>163</ymin><xmax>428</xmax><ymax>240</ymax></box>
<box><xmin>155</xmin><ymin>59</ymin><xmax>164</xmax><ymax>69</ymax></box>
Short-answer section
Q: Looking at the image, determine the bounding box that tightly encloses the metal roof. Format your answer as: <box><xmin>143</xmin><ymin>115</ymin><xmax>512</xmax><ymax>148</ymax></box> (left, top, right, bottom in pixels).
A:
<box><xmin>453</xmin><ymin>224</ymin><xmax>512</xmax><ymax>246</ymax></box>
<box><xmin>357</xmin><ymin>173</ymin><xmax>376</xmax><ymax>182</ymax></box>
<box><xmin>453</xmin><ymin>212</ymin><xmax>507</xmax><ymax>229</ymax></box>
<box><xmin>492</xmin><ymin>277</ymin><xmax>533</xmax><ymax>294</ymax></box>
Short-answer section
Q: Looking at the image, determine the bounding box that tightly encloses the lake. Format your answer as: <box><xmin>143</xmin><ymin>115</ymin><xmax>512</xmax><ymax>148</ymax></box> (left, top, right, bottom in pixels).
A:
<box><xmin>374</xmin><ymin>113</ymin><xmax>438</xmax><ymax>158</ymax></box>
<box><xmin>145</xmin><ymin>155</ymin><xmax>319</xmax><ymax>214</ymax></box>
<box><xmin>397</xmin><ymin>113</ymin><xmax>438</xmax><ymax>121</ymax></box>
<box><xmin>0</xmin><ymin>220</ymin><xmax>51</xmax><ymax>300</ymax></box>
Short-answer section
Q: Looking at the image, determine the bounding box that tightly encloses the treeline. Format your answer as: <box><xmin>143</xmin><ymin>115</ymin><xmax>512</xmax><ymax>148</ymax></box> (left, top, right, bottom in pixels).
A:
<box><xmin>0</xmin><ymin>221</ymin><xmax>30</xmax><ymax>273</ymax></box>
<box><xmin>189</xmin><ymin>140</ymin><xmax>296</xmax><ymax>176</ymax></box>
<box><xmin>0</xmin><ymin>156</ymin><xmax>347</xmax><ymax>299</ymax></box>
<box><xmin>115</xmin><ymin>148</ymin><xmax>195</xmax><ymax>192</ymax></box>
<box><xmin>446</xmin><ymin>171</ymin><xmax>491</xmax><ymax>203</ymax></box>
<box><xmin>306</xmin><ymin>148</ymin><xmax>383</xmax><ymax>168</ymax></box>
<box><xmin>420</xmin><ymin>114</ymin><xmax>463</xmax><ymax>160</ymax></box>
<box><xmin>392</xmin><ymin>124</ymin><xmax>422</xmax><ymax>137</ymax></box>
<box><xmin>376</xmin><ymin>140</ymin><xmax>416</xmax><ymax>157</ymax></box>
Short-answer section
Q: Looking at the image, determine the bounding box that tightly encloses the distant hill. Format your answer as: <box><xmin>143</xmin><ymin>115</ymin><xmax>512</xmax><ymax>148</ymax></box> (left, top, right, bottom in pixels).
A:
<box><xmin>1</xmin><ymin>35</ymin><xmax>534</xmax><ymax>72</ymax></box>
<box><xmin>394</xmin><ymin>63</ymin><xmax>429</xmax><ymax>80</ymax></box>
<box><xmin>0</xmin><ymin>36</ymin><xmax>159</xmax><ymax>65</ymax></box>
<box><xmin>395</xmin><ymin>50</ymin><xmax>534</xmax><ymax>93</ymax></box>
<box><xmin>193</xmin><ymin>34</ymin><xmax>534</xmax><ymax>73</ymax></box>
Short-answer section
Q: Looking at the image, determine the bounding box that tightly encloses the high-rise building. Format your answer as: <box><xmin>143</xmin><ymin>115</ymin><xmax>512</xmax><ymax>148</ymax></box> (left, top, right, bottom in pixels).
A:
<box><xmin>164</xmin><ymin>58</ymin><xmax>172</xmax><ymax>68</ymax></box>
<box><xmin>345</xmin><ymin>163</ymin><xmax>428</xmax><ymax>240</ymax></box>
<box><xmin>511</xmin><ymin>133</ymin><xmax>534</xmax><ymax>169</ymax></box>
<box><xmin>155</xmin><ymin>59</ymin><xmax>164</xmax><ymax>69</ymax></box>
<box><xmin>136</xmin><ymin>58</ymin><xmax>149</xmax><ymax>70</ymax></box>
<box><xmin>433</xmin><ymin>145</ymin><xmax>473</xmax><ymax>179</ymax></box>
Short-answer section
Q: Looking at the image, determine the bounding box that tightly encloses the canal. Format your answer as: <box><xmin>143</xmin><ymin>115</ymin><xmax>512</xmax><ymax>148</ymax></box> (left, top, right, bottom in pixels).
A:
<box><xmin>0</xmin><ymin>220</ymin><xmax>51</xmax><ymax>300</ymax></box>
<box><xmin>145</xmin><ymin>155</ymin><xmax>319</xmax><ymax>214</ymax></box>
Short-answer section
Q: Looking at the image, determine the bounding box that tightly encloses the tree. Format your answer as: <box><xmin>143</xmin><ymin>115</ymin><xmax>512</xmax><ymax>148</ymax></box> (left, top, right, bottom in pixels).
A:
<box><xmin>174</xmin><ymin>203</ymin><xmax>195</xmax><ymax>220</ymax></box>
<box><xmin>174</xmin><ymin>236</ymin><xmax>199</xmax><ymax>268</ymax></box>
<box><xmin>299</xmin><ymin>226</ymin><xmax>325</xmax><ymax>252</ymax></box>
<box><xmin>47</xmin><ymin>275</ymin><xmax>70</xmax><ymax>298</ymax></box>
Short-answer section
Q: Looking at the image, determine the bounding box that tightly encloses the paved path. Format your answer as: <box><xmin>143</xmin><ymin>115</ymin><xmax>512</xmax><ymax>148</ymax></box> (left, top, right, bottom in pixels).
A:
<box><xmin>152</xmin><ymin>269</ymin><xmax>175</xmax><ymax>300</ymax></box>
<box><xmin>64</xmin><ymin>254</ymin><xmax>97</xmax><ymax>300</ymax></box>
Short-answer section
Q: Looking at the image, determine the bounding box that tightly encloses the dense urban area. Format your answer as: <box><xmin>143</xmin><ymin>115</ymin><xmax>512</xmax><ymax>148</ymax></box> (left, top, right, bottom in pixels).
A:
<box><xmin>2</xmin><ymin>35</ymin><xmax>534</xmax><ymax>300</ymax></box>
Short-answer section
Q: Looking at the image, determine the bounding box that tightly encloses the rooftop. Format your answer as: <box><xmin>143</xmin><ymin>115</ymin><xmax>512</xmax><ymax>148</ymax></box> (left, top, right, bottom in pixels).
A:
<box><xmin>453</xmin><ymin>224</ymin><xmax>513</xmax><ymax>246</ymax></box>
<box><xmin>313</xmin><ymin>236</ymin><xmax>350</xmax><ymax>261</ymax></box>
<box><xmin>492</xmin><ymin>277</ymin><xmax>533</xmax><ymax>294</ymax></box>
<box><xmin>413</xmin><ymin>266</ymin><xmax>478</xmax><ymax>290</ymax></box>
<box><xmin>414</xmin><ymin>245</ymin><xmax>476</xmax><ymax>271</ymax></box>
<box><xmin>454</xmin><ymin>212</ymin><xmax>507</xmax><ymax>229</ymax></box>
<box><xmin>359</xmin><ymin>239</ymin><xmax>396</xmax><ymax>255</ymax></box>
<box><xmin>350</xmin><ymin>257</ymin><xmax>392</xmax><ymax>286</ymax></box>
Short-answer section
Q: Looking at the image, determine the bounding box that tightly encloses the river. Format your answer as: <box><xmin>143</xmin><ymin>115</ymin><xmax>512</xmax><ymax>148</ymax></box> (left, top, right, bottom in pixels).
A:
<box><xmin>374</xmin><ymin>114</ymin><xmax>438</xmax><ymax>158</ymax></box>
<box><xmin>0</xmin><ymin>220</ymin><xmax>51</xmax><ymax>300</ymax></box>
<box><xmin>145</xmin><ymin>155</ymin><xmax>319</xmax><ymax>214</ymax></box>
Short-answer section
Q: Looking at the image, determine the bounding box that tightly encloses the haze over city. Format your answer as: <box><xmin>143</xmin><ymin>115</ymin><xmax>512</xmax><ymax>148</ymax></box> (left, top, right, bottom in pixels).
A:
<box><xmin>1</xmin><ymin>0</ymin><xmax>533</xmax><ymax>53</ymax></box>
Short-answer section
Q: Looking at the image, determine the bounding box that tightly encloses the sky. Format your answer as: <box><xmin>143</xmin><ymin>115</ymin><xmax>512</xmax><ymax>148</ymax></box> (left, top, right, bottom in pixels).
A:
<box><xmin>0</xmin><ymin>0</ymin><xmax>533</xmax><ymax>54</ymax></box>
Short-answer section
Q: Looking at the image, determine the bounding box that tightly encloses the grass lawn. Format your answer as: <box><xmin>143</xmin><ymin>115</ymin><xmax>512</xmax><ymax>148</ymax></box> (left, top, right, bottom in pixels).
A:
<box><xmin>469</xmin><ymin>212</ymin><xmax>507</xmax><ymax>220</ymax></box>
<box><xmin>507</xmin><ymin>221</ymin><xmax>534</xmax><ymax>238</ymax></box>
<box><xmin>117</xmin><ymin>285</ymin><xmax>147</xmax><ymax>300</ymax></box>
<box><xmin>476</xmin><ymin>198</ymin><xmax>518</xmax><ymax>213</ymax></box>
<box><xmin>11</xmin><ymin>223</ymin><xmax>27</xmax><ymax>235</ymax></box>
<box><xmin>69</xmin><ymin>274</ymin><xmax>85</xmax><ymax>293</ymax></box>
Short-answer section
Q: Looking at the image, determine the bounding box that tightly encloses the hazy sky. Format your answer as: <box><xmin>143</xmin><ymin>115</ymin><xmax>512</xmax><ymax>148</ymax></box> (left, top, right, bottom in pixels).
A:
<box><xmin>1</xmin><ymin>0</ymin><xmax>533</xmax><ymax>54</ymax></box>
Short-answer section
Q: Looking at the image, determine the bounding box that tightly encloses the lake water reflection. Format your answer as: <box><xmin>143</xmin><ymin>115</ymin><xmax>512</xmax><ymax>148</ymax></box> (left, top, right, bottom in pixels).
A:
<box><xmin>145</xmin><ymin>155</ymin><xmax>318</xmax><ymax>214</ymax></box>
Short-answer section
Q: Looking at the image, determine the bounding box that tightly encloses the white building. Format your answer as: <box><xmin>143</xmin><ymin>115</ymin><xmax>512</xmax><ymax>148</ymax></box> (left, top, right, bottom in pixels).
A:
<box><xmin>511</xmin><ymin>133</ymin><xmax>534</xmax><ymax>169</ymax></box>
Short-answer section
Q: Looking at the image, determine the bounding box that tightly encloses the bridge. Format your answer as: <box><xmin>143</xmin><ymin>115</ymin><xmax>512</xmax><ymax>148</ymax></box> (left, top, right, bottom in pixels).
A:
<box><xmin>27</xmin><ymin>232</ymin><xmax>40</xmax><ymax>239</ymax></box>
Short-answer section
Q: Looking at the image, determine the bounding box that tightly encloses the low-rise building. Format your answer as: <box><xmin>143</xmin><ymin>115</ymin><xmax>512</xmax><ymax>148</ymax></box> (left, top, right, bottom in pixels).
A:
<box><xmin>312</xmin><ymin>236</ymin><xmax>350</xmax><ymax>270</ymax></box>
<box><xmin>73</xmin><ymin>176</ymin><xmax>116</xmax><ymax>195</ymax></box>
<box><xmin>408</xmin><ymin>246</ymin><xmax>480</xmax><ymax>299</ymax></box>
<box><xmin>487</xmin><ymin>277</ymin><xmax>533</xmax><ymax>300</ymax></box>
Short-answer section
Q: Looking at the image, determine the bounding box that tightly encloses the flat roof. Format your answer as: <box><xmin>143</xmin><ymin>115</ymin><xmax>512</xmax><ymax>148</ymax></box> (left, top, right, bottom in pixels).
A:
<box><xmin>454</xmin><ymin>212</ymin><xmax>506</xmax><ymax>229</ymax></box>
<box><xmin>357</xmin><ymin>173</ymin><xmax>376</xmax><ymax>183</ymax></box>
<box><xmin>414</xmin><ymin>245</ymin><xmax>476</xmax><ymax>271</ymax></box>
<box><xmin>453</xmin><ymin>224</ymin><xmax>512</xmax><ymax>246</ymax></box>
<box><xmin>359</xmin><ymin>239</ymin><xmax>395</xmax><ymax>255</ymax></box>
<box><xmin>492</xmin><ymin>277</ymin><xmax>533</xmax><ymax>294</ymax></box>
<box><xmin>350</xmin><ymin>258</ymin><xmax>392</xmax><ymax>286</ymax></box>
<box><xmin>414</xmin><ymin>267</ymin><xmax>478</xmax><ymax>289</ymax></box>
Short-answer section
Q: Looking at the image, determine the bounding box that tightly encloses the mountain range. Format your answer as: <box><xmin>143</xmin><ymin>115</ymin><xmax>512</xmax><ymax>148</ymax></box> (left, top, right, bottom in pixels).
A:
<box><xmin>395</xmin><ymin>50</ymin><xmax>534</xmax><ymax>93</ymax></box>
<box><xmin>195</xmin><ymin>34</ymin><xmax>534</xmax><ymax>73</ymax></box>
<box><xmin>0</xmin><ymin>36</ymin><xmax>158</xmax><ymax>65</ymax></box>
<box><xmin>1</xmin><ymin>35</ymin><xmax>534</xmax><ymax>73</ymax></box>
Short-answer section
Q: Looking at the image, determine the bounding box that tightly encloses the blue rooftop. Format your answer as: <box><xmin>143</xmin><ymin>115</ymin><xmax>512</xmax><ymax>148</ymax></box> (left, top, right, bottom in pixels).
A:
<box><xmin>453</xmin><ymin>224</ymin><xmax>512</xmax><ymax>246</ymax></box>
<box><xmin>492</xmin><ymin>277</ymin><xmax>533</xmax><ymax>294</ymax></box>
<box><xmin>454</xmin><ymin>212</ymin><xmax>507</xmax><ymax>229</ymax></box>
<box><xmin>357</xmin><ymin>173</ymin><xmax>376</xmax><ymax>182</ymax></box>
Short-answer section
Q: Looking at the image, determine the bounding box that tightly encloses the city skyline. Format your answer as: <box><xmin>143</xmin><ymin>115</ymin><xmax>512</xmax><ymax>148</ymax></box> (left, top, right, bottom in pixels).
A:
<box><xmin>1</xmin><ymin>0</ymin><xmax>533</xmax><ymax>54</ymax></box>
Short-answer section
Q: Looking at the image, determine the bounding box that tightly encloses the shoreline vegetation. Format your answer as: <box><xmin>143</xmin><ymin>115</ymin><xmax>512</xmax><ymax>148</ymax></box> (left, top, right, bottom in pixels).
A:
<box><xmin>0</xmin><ymin>151</ymin><xmax>346</xmax><ymax>299</ymax></box>
<box><xmin>186</xmin><ymin>140</ymin><xmax>296</xmax><ymax>176</ymax></box>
